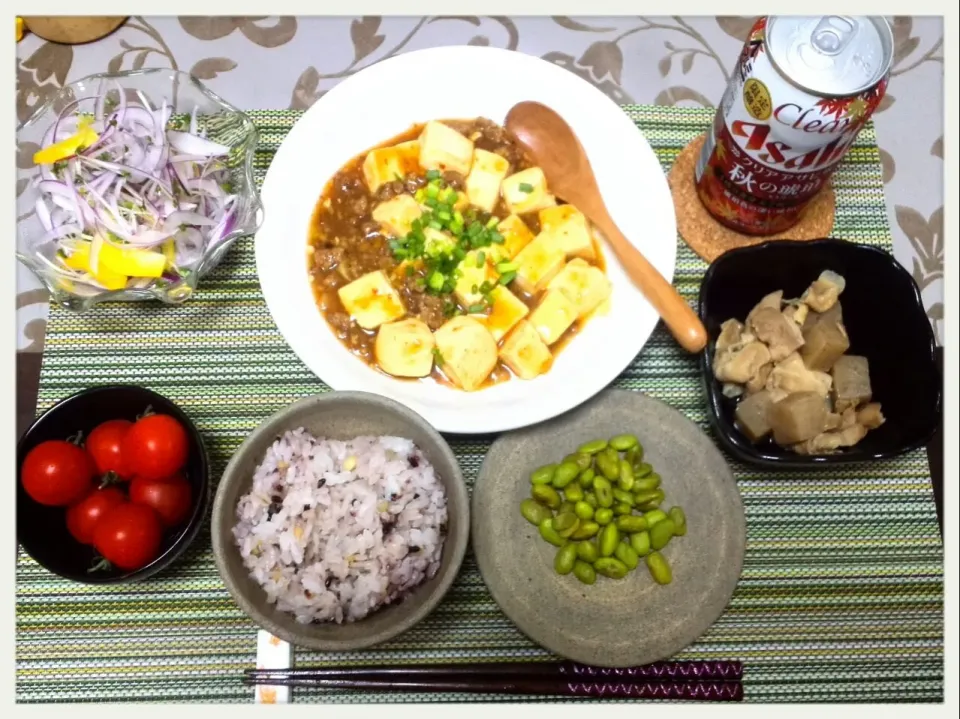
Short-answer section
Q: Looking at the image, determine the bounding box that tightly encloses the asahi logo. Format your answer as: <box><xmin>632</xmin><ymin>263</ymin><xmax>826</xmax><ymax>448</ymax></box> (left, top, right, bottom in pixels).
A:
<box><xmin>729</xmin><ymin>119</ymin><xmax>859</xmax><ymax>171</ymax></box>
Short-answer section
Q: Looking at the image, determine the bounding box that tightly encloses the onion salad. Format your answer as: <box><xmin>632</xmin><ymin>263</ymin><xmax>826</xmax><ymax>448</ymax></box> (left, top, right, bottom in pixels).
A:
<box><xmin>30</xmin><ymin>81</ymin><xmax>240</xmax><ymax>291</ymax></box>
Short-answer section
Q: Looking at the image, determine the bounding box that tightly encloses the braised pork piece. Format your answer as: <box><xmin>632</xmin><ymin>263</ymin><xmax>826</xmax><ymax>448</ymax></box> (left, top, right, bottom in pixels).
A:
<box><xmin>712</xmin><ymin>270</ymin><xmax>885</xmax><ymax>456</ymax></box>
<box><xmin>307</xmin><ymin>118</ymin><xmax>612</xmax><ymax>391</ymax></box>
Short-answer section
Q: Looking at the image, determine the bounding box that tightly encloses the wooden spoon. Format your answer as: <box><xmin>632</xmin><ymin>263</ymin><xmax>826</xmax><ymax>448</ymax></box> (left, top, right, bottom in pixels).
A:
<box><xmin>504</xmin><ymin>101</ymin><xmax>707</xmax><ymax>354</ymax></box>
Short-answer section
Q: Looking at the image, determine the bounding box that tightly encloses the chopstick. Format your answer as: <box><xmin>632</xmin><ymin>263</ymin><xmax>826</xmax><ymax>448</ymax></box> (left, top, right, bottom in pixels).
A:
<box><xmin>244</xmin><ymin>660</ymin><xmax>743</xmax><ymax>701</ymax></box>
<box><xmin>247</xmin><ymin>659</ymin><xmax>742</xmax><ymax>682</ymax></box>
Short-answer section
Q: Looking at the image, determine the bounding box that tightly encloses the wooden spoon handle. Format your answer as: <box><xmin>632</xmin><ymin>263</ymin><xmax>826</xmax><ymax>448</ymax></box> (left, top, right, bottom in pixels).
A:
<box><xmin>592</xmin><ymin>210</ymin><xmax>707</xmax><ymax>353</ymax></box>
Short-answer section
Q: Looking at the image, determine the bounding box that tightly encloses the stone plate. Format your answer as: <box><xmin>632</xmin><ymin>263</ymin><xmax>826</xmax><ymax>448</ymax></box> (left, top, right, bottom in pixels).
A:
<box><xmin>471</xmin><ymin>389</ymin><xmax>746</xmax><ymax>667</ymax></box>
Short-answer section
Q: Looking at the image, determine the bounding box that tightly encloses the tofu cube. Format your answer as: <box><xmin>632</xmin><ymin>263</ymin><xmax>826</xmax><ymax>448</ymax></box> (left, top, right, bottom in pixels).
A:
<box><xmin>501</xmin><ymin>167</ymin><xmax>556</xmax><ymax>215</ymax></box>
<box><xmin>547</xmin><ymin>258</ymin><xmax>612</xmax><ymax>318</ymax></box>
<box><xmin>465</xmin><ymin>149</ymin><xmax>510</xmax><ymax>213</ymax></box>
<box><xmin>337</xmin><ymin>270</ymin><xmax>406</xmax><ymax>330</ymax></box>
<box><xmin>371</xmin><ymin>194</ymin><xmax>422</xmax><ymax>237</ymax></box>
<box><xmin>481</xmin><ymin>285</ymin><xmax>529</xmax><ymax>342</ymax></box>
<box><xmin>454</xmin><ymin>250</ymin><xmax>497</xmax><ymax>307</ymax></box>
<box><xmin>512</xmin><ymin>233</ymin><xmax>566</xmax><ymax>296</ymax></box>
<box><xmin>362</xmin><ymin>141</ymin><xmax>421</xmax><ymax>193</ymax></box>
<box><xmin>375</xmin><ymin>318</ymin><xmax>435</xmax><ymax>378</ymax></box>
<box><xmin>423</xmin><ymin>227</ymin><xmax>457</xmax><ymax>257</ymax></box>
<box><xmin>499</xmin><ymin>320</ymin><xmax>553</xmax><ymax>380</ymax></box>
<box><xmin>539</xmin><ymin>204</ymin><xmax>595</xmax><ymax>260</ymax></box>
<box><xmin>528</xmin><ymin>289</ymin><xmax>579</xmax><ymax>346</ymax></box>
<box><xmin>418</xmin><ymin>121</ymin><xmax>474</xmax><ymax>177</ymax></box>
<box><xmin>433</xmin><ymin>316</ymin><xmax>498</xmax><ymax>391</ymax></box>
<box><xmin>487</xmin><ymin>215</ymin><xmax>535</xmax><ymax>264</ymax></box>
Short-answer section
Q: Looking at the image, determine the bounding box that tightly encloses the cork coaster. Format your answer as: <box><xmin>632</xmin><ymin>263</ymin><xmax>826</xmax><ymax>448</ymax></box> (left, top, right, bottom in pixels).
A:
<box><xmin>667</xmin><ymin>133</ymin><xmax>835</xmax><ymax>263</ymax></box>
<box><xmin>22</xmin><ymin>17</ymin><xmax>127</xmax><ymax>45</ymax></box>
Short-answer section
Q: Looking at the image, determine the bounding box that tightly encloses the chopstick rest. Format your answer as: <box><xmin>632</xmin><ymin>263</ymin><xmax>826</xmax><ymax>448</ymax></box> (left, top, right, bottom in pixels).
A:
<box><xmin>254</xmin><ymin>631</ymin><xmax>293</xmax><ymax>704</ymax></box>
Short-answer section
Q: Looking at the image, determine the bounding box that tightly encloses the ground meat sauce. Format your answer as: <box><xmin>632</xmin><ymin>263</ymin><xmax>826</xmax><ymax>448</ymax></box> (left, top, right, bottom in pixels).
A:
<box><xmin>307</xmin><ymin>117</ymin><xmax>602</xmax><ymax>387</ymax></box>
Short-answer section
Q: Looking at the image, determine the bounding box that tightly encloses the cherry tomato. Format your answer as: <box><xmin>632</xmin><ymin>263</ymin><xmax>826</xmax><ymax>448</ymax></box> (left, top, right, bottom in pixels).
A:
<box><xmin>86</xmin><ymin>419</ymin><xmax>133</xmax><ymax>478</ymax></box>
<box><xmin>66</xmin><ymin>486</ymin><xmax>126</xmax><ymax>544</ymax></box>
<box><xmin>129</xmin><ymin>473</ymin><xmax>193</xmax><ymax>528</ymax></box>
<box><xmin>93</xmin><ymin>503</ymin><xmax>163</xmax><ymax>571</ymax></box>
<box><xmin>20</xmin><ymin>440</ymin><xmax>95</xmax><ymax>506</ymax></box>
<box><xmin>122</xmin><ymin>414</ymin><xmax>190</xmax><ymax>481</ymax></box>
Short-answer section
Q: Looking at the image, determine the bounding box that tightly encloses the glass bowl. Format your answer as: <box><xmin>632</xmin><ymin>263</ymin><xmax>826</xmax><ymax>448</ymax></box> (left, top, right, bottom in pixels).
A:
<box><xmin>16</xmin><ymin>69</ymin><xmax>262</xmax><ymax>311</ymax></box>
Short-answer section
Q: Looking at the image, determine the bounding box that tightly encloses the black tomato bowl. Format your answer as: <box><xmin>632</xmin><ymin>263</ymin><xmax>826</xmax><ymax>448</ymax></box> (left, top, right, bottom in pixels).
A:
<box><xmin>698</xmin><ymin>238</ymin><xmax>941</xmax><ymax>470</ymax></box>
<box><xmin>16</xmin><ymin>384</ymin><xmax>210</xmax><ymax>583</ymax></box>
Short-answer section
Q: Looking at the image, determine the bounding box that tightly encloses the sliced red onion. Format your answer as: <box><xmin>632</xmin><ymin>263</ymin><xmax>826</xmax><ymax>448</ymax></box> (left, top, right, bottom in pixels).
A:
<box><xmin>168</xmin><ymin>131</ymin><xmax>229</xmax><ymax>157</ymax></box>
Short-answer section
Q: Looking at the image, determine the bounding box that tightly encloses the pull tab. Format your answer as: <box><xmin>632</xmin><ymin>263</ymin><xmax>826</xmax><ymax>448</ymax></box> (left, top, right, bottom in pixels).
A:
<box><xmin>810</xmin><ymin>16</ymin><xmax>857</xmax><ymax>55</ymax></box>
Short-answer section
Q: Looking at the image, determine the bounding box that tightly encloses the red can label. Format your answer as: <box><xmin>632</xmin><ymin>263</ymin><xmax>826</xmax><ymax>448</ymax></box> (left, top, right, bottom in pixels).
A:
<box><xmin>695</xmin><ymin>17</ymin><xmax>889</xmax><ymax>235</ymax></box>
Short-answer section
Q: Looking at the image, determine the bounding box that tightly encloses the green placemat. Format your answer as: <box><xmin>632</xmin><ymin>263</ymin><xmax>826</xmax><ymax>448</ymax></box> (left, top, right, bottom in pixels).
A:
<box><xmin>17</xmin><ymin>106</ymin><xmax>943</xmax><ymax>703</ymax></box>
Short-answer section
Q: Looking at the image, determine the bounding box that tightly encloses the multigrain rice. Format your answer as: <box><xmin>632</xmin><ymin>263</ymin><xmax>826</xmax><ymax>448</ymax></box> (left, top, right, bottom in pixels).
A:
<box><xmin>233</xmin><ymin>430</ymin><xmax>447</xmax><ymax>624</ymax></box>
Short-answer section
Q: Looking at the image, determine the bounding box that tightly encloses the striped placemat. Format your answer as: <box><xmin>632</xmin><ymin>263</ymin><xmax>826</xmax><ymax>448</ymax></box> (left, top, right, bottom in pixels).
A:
<box><xmin>16</xmin><ymin>106</ymin><xmax>944</xmax><ymax>703</ymax></box>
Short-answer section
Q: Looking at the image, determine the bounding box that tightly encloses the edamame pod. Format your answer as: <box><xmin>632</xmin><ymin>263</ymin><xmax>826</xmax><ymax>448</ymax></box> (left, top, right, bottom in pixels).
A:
<box><xmin>531</xmin><ymin>484</ymin><xmax>561</xmax><ymax>509</ymax></box>
<box><xmin>646</xmin><ymin>551</ymin><xmax>672</xmax><ymax>585</ymax></box>
<box><xmin>577</xmin><ymin>439</ymin><xmax>608</xmax><ymax>455</ymax></box>
<box><xmin>668</xmin><ymin>506</ymin><xmax>687</xmax><ymax>536</ymax></box>
<box><xmin>593</xmin><ymin>477</ymin><xmax>614</xmax><ymax>508</ymax></box>
<box><xmin>649</xmin><ymin>518</ymin><xmax>676</xmax><ymax>551</ymax></box>
<box><xmin>573</xmin><ymin>560</ymin><xmax>597</xmax><ymax>584</ymax></box>
<box><xmin>538</xmin><ymin>519</ymin><xmax>565</xmax><ymax>547</ymax></box>
<box><xmin>553</xmin><ymin>512</ymin><xmax>580</xmax><ymax>538</ymax></box>
<box><xmin>530</xmin><ymin>464</ymin><xmax>557</xmax><ymax>485</ymax></box>
<box><xmin>578</xmin><ymin>467</ymin><xmax>596</xmax><ymax>489</ymax></box>
<box><xmin>594</xmin><ymin>557</ymin><xmax>629</xmax><ymax>579</ymax></box>
<box><xmin>554</xmin><ymin>544</ymin><xmax>577</xmax><ymax>575</ymax></box>
<box><xmin>564</xmin><ymin>482</ymin><xmax>584</xmax><ymax>503</ymax></box>
<box><xmin>609</xmin><ymin>434</ymin><xmax>639</xmax><ymax>451</ymax></box>
<box><xmin>599</xmin><ymin>523</ymin><xmax>620</xmax><ymax>557</ymax></box>
<box><xmin>617</xmin><ymin>459</ymin><xmax>635</xmax><ymax>491</ymax></box>
<box><xmin>630</xmin><ymin>531</ymin><xmax>651</xmax><ymax>557</ymax></box>
<box><xmin>574</xmin><ymin>501</ymin><xmax>594</xmax><ymax>520</ymax></box>
<box><xmin>552</xmin><ymin>461</ymin><xmax>580</xmax><ymax>489</ymax></box>
<box><xmin>614</xmin><ymin>542</ymin><xmax>640</xmax><ymax>570</ymax></box>
<box><xmin>615</xmin><ymin>515</ymin><xmax>648</xmax><ymax>533</ymax></box>
<box><xmin>520</xmin><ymin>499</ymin><xmax>551</xmax><ymax>526</ymax></box>
<box><xmin>576</xmin><ymin>541</ymin><xmax>599</xmax><ymax>563</ymax></box>
<box><xmin>570</xmin><ymin>521</ymin><xmax>600</xmax><ymax>540</ymax></box>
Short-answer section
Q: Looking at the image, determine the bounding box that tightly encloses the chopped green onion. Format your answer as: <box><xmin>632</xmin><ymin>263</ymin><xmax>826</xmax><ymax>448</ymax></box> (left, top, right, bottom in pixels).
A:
<box><xmin>437</xmin><ymin>210</ymin><xmax>452</xmax><ymax>222</ymax></box>
<box><xmin>488</xmin><ymin>231</ymin><xmax>505</xmax><ymax>244</ymax></box>
<box><xmin>486</xmin><ymin>216</ymin><xmax>499</xmax><ymax>229</ymax></box>
<box><xmin>495</xmin><ymin>261</ymin><xmax>518</xmax><ymax>273</ymax></box>
<box><xmin>432</xmin><ymin>347</ymin><xmax>445</xmax><ymax>366</ymax></box>
<box><xmin>426</xmin><ymin>169</ymin><xmax>442</xmax><ymax>181</ymax></box>
<box><xmin>467</xmin><ymin>303</ymin><xmax>486</xmax><ymax>314</ymax></box>
<box><xmin>518</xmin><ymin>182</ymin><xmax>534</xmax><ymax>193</ymax></box>
<box><xmin>426</xmin><ymin>184</ymin><xmax>440</xmax><ymax>199</ymax></box>
<box><xmin>476</xmin><ymin>251</ymin><xmax>486</xmax><ymax>267</ymax></box>
<box><xmin>427</xmin><ymin>272</ymin><xmax>445</xmax><ymax>291</ymax></box>
<box><xmin>428</xmin><ymin>220</ymin><xmax>443</xmax><ymax>230</ymax></box>
<box><xmin>498</xmin><ymin>271</ymin><xmax>517</xmax><ymax>286</ymax></box>
<box><xmin>424</xmin><ymin>197</ymin><xmax>438</xmax><ymax>208</ymax></box>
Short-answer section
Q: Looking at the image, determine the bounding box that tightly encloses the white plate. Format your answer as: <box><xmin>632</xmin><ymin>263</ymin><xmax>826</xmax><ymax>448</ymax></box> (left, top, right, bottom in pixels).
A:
<box><xmin>256</xmin><ymin>46</ymin><xmax>677</xmax><ymax>435</ymax></box>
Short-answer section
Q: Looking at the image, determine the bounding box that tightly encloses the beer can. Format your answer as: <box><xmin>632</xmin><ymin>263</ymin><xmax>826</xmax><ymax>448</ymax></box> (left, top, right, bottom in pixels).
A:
<box><xmin>694</xmin><ymin>16</ymin><xmax>894</xmax><ymax>236</ymax></box>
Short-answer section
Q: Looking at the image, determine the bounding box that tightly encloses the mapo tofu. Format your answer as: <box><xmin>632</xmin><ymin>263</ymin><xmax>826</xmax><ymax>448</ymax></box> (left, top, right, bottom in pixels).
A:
<box><xmin>307</xmin><ymin>118</ymin><xmax>613</xmax><ymax>391</ymax></box>
<box><xmin>712</xmin><ymin>270</ymin><xmax>885</xmax><ymax>455</ymax></box>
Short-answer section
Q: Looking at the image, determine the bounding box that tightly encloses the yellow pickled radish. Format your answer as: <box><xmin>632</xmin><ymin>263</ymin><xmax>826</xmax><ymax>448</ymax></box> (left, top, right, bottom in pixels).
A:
<box><xmin>162</xmin><ymin>240</ymin><xmax>176</xmax><ymax>267</ymax></box>
<box><xmin>69</xmin><ymin>240</ymin><xmax>128</xmax><ymax>290</ymax></box>
<box><xmin>96</xmin><ymin>238</ymin><xmax>166</xmax><ymax>278</ymax></box>
<box><xmin>33</xmin><ymin>120</ymin><xmax>99</xmax><ymax>165</ymax></box>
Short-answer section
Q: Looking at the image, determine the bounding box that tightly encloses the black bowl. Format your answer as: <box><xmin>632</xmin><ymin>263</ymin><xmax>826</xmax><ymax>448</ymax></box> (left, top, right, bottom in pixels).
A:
<box><xmin>16</xmin><ymin>385</ymin><xmax>210</xmax><ymax>583</ymax></box>
<box><xmin>698</xmin><ymin>239</ymin><xmax>941</xmax><ymax>469</ymax></box>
